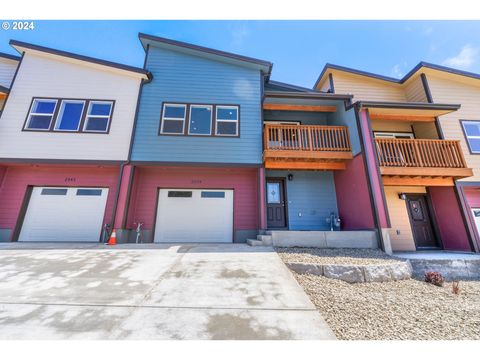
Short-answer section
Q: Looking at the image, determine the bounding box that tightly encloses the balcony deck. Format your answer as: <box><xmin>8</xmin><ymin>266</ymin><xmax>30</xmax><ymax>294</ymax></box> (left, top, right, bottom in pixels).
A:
<box><xmin>263</xmin><ymin>124</ymin><xmax>353</xmax><ymax>170</ymax></box>
<box><xmin>375</xmin><ymin>138</ymin><xmax>473</xmax><ymax>186</ymax></box>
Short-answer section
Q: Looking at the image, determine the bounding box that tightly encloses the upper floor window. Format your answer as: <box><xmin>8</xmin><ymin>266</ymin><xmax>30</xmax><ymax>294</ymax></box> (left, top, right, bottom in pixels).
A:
<box><xmin>159</xmin><ymin>103</ymin><xmax>240</xmax><ymax>137</ymax></box>
<box><xmin>83</xmin><ymin>101</ymin><xmax>113</xmax><ymax>133</ymax></box>
<box><xmin>25</xmin><ymin>99</ymin><xmax>58</xmax><ymax>130</ymax></box>
<box><xmin>23</xmin><ymin>97</ymin><xmax>114</xmax><ymax>133</ymax></box>
<box><xmin>160</xmin><ymin>104</ymin><xmax>186</xmax><ymax>135</ymax></box>
<box><xmin>461</xmin><ymin>120</ymin><xmax>480</xmax><ymax>154</ymax></box>
<box><xmin>189</xmin><ymin>105</ymin><xmax>212</xmax><ymax>135</ymax></box>
<box><xmin>54</xmin><ymin>100</ymin><xmax>85</xmax><ymax>131</ymax></box>
<box><xmin>216</xmin><ymin>106</ymin><xmax>239</xmax><ymax>136</ymax></box>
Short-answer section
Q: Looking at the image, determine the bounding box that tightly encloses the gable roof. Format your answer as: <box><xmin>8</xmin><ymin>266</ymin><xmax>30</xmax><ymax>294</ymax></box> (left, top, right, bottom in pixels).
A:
<box><xmin>138</xmin><ymin>33</ymin><xmax>272</xmax><ymax>75</ymax></box>
<box><xmin>314</xmin><ymin>61</ymin><xmax>480</xmax><ymax>89</ymax></box>
<box><xmin>0</xmin><ymin>51</ymin><xmax>20</xmax><ymax>62</ymax></box>
<box><xmin>10</xmin><ymin>40</ymin><xmax>151</xmax><ymax>79</ymax></box>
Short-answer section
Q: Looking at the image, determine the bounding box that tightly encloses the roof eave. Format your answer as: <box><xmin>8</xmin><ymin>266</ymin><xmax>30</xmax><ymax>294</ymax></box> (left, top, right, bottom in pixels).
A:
<box><xmin>265</xmin><ymin>90</ymin><xmax>353</xmax><ymax>101</ymax></box>
<box><xmin>353</xmin><ymin>100</ymin><xmax>461</xmax><ymax>111</ymax></box>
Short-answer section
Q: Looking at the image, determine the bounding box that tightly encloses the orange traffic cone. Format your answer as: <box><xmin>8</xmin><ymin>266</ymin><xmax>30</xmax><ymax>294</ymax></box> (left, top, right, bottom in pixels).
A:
<box><xmin>107</xmin><ymin>229</ymin><xmax>117</xmax><ymax>246</ymax></box>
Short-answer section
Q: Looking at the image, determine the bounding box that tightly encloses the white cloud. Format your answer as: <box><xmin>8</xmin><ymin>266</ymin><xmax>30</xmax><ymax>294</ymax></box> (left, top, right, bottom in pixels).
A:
<box><xmin>230</xmin><ymin>24</ymin><xmax>249</xmax><ymax>49</ymax></box>
<box><xmin>442</xmin><ymin>44</ymin><xmax>479</xmax><ymax>69</ymax></box>
<box><xmin>391</xmin><ymin>62</ymin><xmax>407</xmax><ymax>78</ymax></box>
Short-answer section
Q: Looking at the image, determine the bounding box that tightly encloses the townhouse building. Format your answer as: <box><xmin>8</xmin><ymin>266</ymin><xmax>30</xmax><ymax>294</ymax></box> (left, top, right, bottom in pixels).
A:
<box><xmin>0</xmin><ymin>40</ymin><xmax>150</xmax><ymax>242</ymax></box>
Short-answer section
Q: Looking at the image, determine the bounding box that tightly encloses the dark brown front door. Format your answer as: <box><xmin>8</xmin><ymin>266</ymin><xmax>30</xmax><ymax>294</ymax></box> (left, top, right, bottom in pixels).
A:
<box><xmin>266</xmin><ymin>179</ymin><xmax>287</xmax><ymax>228</ymax></box>
<box><xmin>406</xmin><ymin>194</ymin><xmax>439</xmax><ymax>249</ymax></box>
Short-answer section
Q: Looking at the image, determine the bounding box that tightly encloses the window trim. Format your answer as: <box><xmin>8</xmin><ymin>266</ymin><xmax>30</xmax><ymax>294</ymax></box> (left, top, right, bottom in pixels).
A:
<box><xmin>373</xmin><ymin>131</ymin><xmax>415</xmax><ymax>139</ymax></box>
<box><xmin>160</xmin><ymin>103</ymin><xmax>187</xmax><ymax>135</ymax></box>
<box><xmin>22</xmin><ymin>97</ymin><xmax>115</xmax><ymax>134</ymax></box>
<box><xmin>188</xmin><ymin>104</ymin><xmax>213</xmax><ymax>136</ymax></box>
<box><xmin>215</xmin><ymin>105</ymin><xmax>239</xmax><ymax>137</ymax></box>
<box><xmin>83</xmin><ymin>100</ymin><xmax>114</xmax><ymax>133</ymax></box>
<box><xmin>158</xmin><ymin>102</ymin><xmax>241</xmax><ymax>138</ymax></box>
<box><xmin>54</xmin><ymin>99</ymin><xmax>86</xmax><ymax>132</ymax></box>
<box><xmin>460</xmin><ymin>120</ymin><xmax>480</xmax><ymax>154</ymax></box>
<box><xmin>24</xmin><ymin>98</ymin><xmax>58</xmax><ymax>131</ymax></box>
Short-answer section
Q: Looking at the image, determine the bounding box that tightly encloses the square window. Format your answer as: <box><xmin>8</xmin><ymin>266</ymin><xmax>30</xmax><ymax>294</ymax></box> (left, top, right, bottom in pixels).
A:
<box><xmin>217</xmin><ymin>107</ymin><xmax>238</xmax><ymax>121</ymax></box>
<box><xmin>464</xmin><ymin>122</ymin><xmax>480</xmax><ymax>137</ymax></box>
<box><xmin>216</xmin><ymin>121</ymin><xmax>237</xmax><ymax>136</ymax></box>
<box><xmin>216</xmin><ymin>106</ymin><xmax>239</xmax><ymax>136</ymax></box>
<box><xmin>54</xmin><ymin>100</ymin><xmax>85</xmax><ymax>131</ymax></box>
<box><xmin>462</xmin><ymin>121</ymin><xmax>480</xmax><ymax>154</ymax></box>
<box><xmin>25</xmin><ymin>99</ymin><xmax>57</xmax><ymax>130</ymax></box>
<box><xmin>160</xmin><ymin>104</ymin><xmax>186</xmax><ymax>135</ymax></box>
<box><xmin>83</xmin><ymin>101</ymin><xmax>112</xmax><ymax>133</ymax></box>
<box><xmin>164</xmin><ymin>105</ymin><xmax>186</xmax><ymax>119</ymax></box>
<box><xmin>189</xmin><ymin>105</ymin><xmax>212</xmax><ymax>135</ymax></box>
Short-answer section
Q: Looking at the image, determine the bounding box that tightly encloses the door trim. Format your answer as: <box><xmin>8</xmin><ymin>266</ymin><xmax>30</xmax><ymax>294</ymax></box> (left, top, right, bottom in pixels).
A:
<box><xmin>405</xmin><ymin>193</ymin><xmax>441</xmax><ymax>250</ymax></box>
<box><xmin>265</xmin><ymin>177</ymin><xmax>289</xmax><ymax>230</ymax></box>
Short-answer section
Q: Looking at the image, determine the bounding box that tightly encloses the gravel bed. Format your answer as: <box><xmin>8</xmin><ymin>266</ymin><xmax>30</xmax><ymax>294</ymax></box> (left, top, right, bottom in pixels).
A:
<box><xmin>291</xmin><ymin>272</ymin><xmax>480</xmax><ymax>340</ymax></box>
<box><xmin>275</xmin><ymin>247</ymin><xmax>406</xmax><ymax>266</ymax></box>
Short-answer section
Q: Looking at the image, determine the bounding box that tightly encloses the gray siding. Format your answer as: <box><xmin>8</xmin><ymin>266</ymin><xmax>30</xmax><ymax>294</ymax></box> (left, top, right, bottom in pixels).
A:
<box><xmin>328</xmin><ymin>104</ymin><xmax>361</xmax><ymax>155</ymax></box>
<box><xmin>131</xmin><ymin>46</ymin><xmax>263</xmax><ymax>164</ymax></box>
<box><xmin>266</xmin><ymin>170</ymin><xmax>338</xmax><ymax>230</ymax></box>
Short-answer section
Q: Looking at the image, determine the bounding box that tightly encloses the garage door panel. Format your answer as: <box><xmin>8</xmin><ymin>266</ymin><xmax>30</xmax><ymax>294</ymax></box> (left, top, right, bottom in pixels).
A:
<box><xmin>18</xmin><ymin>187</ymin><xmax>108</xmax><ymax>242</ymax></box>
<box><xmin>154</xmin><ymin>189</ymin><xmax>233</xmax><ymax>243</ymax></box>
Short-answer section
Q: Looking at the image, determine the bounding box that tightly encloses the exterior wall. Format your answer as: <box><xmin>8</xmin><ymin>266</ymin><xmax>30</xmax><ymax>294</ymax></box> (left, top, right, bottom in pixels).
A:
<box><xmin>461</xmin><ymin>186</ymin><xmax>480</xmax><ymax>251</ymax></box>
<box><xmin>330</xmin><ymin>72</ymin><xmax>407</xmax><ymax>102</ymax></box>
<box><xmin>334</xmin><ymin>153</ymin><xmax>375</xmax><ymax>230</ymax></box>
<box><xmin>328</xmin><ymin>104</ymin><xmax>362</xmax><ymax>155</ymax></box>
<box><xmin>429</xmin><ymin>186</ymin><xmax>471</xmax><ymax>251</ymax></box>
<box><xmin>371</xmin><ymin>119</ymin><xmax>413</xmax><ymax>133</ymax></box>
<box><xmin>266</xmin><ymin>170</ymin><xmax>338</xmax><ymax>230</ymax></box>
<box><xmin>131</xmin><ymin>46</ymin><xmax>262</xmax><ymax>164</ymax></box>
<box><xmin>384</xmin><ymin>186</ymin><xmax>426</xmax><ymax>251</ymax></box>
<box><xmin>426</xmin><ymin>72</ymin><xmax>480</xmax><ymax>181</ymax></box>
<box><xmin>404</xmin><ymin>76</ymin><xmax>428</xmax><ymax>102</ymax></box>
<box><xmin>0</xmin><ymin>164</ymin><xmax>119</xmax><ymax>241</ymax></box>
<box><xmin>264</xmin><ymin>110</ymin><xmax>328</xmax><ymax>125</ymax></box>
<box><xmin>0</xmin><ymin>52</ymin><xmax>142</xmax><ymax>161</ymax></box>
<box><xmin>412</xmin><ymin>122</ymin><xmax>439</xmax><ymax>139</ymax></box>
<box><xmin>0</xmin><ymin>57</ymin><xmax>18</xmax><ymax>88</ymax></box>
<box><xmin>126</xmin><ymin>166</ymin><xmax>259</xmax><ymax>242</ymax></box>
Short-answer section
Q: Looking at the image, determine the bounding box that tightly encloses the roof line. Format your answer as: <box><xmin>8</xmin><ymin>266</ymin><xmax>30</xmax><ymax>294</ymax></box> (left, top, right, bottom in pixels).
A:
<box><xmin>352</xmin><ymin>100</ymin><xmax>461</xmax><ymax>111</ymax></box>
<box><xmin>9</xmin><ymin>40</ymin><xmax>151</xmax><ymax>78</ymax></box>
<box><xmin>0</xmin><ymin>51</ymin><xmax>20</xmax><ymax>62</ymax></box>
<box><xmin>138</xmin><ymin>32</ymin><xmax>272</xmax><ymax>74</ymax></box>
<box><xmin>267</xmin><ymin>79</ymin><xmax>321</xmax><ymax>93</ymax></box>
<box><xmin>265</xmin><ymin>90</ymin><xmax>353</xmax><ymax>100</ymax></box>
<box><xmin>0</xmin><ymin>85</ymin><xmax>9</xmax><ymax>94</ymax></box>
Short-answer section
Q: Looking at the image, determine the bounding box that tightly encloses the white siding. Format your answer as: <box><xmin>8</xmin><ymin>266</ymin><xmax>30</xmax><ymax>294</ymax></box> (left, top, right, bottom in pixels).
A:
<box><xmin>0</xmin><ymin>57</ymin><xmax>18</xmax><ymax>88</ymax></box>
<box><xmin>0</xmin><ymin>53</ymin><xmax>142</xmax><ymax>161</ymax></box>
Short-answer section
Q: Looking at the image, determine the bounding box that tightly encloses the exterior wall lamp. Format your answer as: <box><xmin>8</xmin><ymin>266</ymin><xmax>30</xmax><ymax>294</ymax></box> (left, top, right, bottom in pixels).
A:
<box><xmin>287</xmin><ymin>173</ymin><xmax>294</xmax><ymax>181</ymax></box>
<box><xmin>398</xmin><ymin>193</ymin><xmax>407</xmax><ymax>200</ymax></box>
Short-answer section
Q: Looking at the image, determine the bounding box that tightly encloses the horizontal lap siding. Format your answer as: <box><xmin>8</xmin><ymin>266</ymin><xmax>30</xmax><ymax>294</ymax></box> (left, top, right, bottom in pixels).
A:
<box><xmin>127</xmin><ymin>167</ymin><xmax>258</xmax><ymax>231</ymax></box>
<box><xmin>0</xmin><ymin>165</ymin><xmax>119</xmax><ymax>231</ymax></box>
<box><xmin>0</xmin><ymin>53</ymin><xmax>141</xmax><ymax>161</ymax></box>
<box><xmin>404</xmin><ymin>76</ymin><xmax>428</xmax><ymax>102</ymax></box>
<box><xmin>0</xmin><ymin>58</ymin><xmax>18</xmax><ymax>88</ymax></box>
<box><xmin>266</xmin><ymin>170</ymin><xmax>338</xmax><ymax>230</ymax></box>
<box><xmin>131</xmin><ymin>46</ymin><xmax>262</xmax><ymax>164</ymax></box>
<box><xmin>426</xmin><ymin>73</ymin><xmax>480</xmax><ymax>181</ymax></box>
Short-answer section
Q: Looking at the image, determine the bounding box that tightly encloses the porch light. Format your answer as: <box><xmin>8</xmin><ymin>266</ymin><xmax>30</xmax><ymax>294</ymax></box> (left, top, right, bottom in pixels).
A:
<box><xmin>287</xmin><ymin>173</ymin><xmax>294</xmax><ymax>181</ymax></box>
<box><xmin>398</xmin><ymin>193</ymin><xmax>407</xmax><ymax>200</ymax></box>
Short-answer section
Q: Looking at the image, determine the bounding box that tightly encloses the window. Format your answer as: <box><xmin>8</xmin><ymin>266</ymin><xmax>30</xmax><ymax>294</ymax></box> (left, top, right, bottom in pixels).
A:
<box><xmin>216</xmin><ymin>106</ymin><xmax>239</xmax><ymax>136</ymax></box>
<box><xmin>374</xmin><ymin>132</ymin><xmax>414</xmax><ymax>139</ymax></box>
<box><xmin>25</xmin><ymin>99</ymin><xmax>58</xmax><ymax>130</ymax></box>
<box><xmin>76</xmin><ymin>189</ymin><xmax>102</xmax><ymax>196</ymax></box>
<box><xmin>160</xmin><ymin>104</ymin><xmax>186</xmax><ymax>134</ymax></box>
<box><xmin>201</xmin><ymin>191</ymin><xmax>225</xmax><ymax>198</ymax></box>
<box><xmin>461</xmin><ymin>120</ymin><xmax>480</xmax><ymax>154</ymax></box>
<box><xmin>41</xmin><ymin>188</ymin><xmax>68</xmax><ymax>195</ymax></box>
<box><xmin>168</xmin><ymin>191</ymin><xmax>192</xmax><ymax>198</ymax></box>
<box><xmin>189</xmin><ymin>105</ymin><xmax>212</xmax><ymax>135</ymax></box>
<box><xmin>83</xmin><ymin>101</ymin><xmax>113</xmax><ymax>133</ymax></box>
<box><xmin>54</xmin><ymin>100</ymin><xmax>85</xmax><ymax>131</ymax></box>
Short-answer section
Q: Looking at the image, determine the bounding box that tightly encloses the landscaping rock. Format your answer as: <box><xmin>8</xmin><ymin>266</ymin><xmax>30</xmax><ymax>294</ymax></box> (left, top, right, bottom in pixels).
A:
<box><xmin>286</xmin><ymin>262</ymin><xmax>323</xmax><ymax>276</ymax></box>
<box><xmin>389</xmin><ymin>262</ymin><xmax>412</xmax><ymax>280</ymax></box>
<box><xmin>363</xmin><ymin>265</ymin><xmax>391</xmax><ymax>282</ymax></box>
<box><xmin>323</xmin><ymin>265</ymin><xmax>365</xmax><ymax>283</ymax></box>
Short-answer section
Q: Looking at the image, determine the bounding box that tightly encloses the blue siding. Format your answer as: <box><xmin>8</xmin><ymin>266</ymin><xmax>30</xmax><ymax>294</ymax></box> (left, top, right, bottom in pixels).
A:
<box><xmin>328</xmin><ymin>104</ymin><xmax>361</xmax><ymax>155</ymax></box>
<box><xmin>266</xmin><ymin>170</ymin><xmax>338</xmax><ymax>230</ymax></box>
<box><xmin>131</xmin><ymin>46</ymin><xmax>262</xmax><ymax>164</ymax></box>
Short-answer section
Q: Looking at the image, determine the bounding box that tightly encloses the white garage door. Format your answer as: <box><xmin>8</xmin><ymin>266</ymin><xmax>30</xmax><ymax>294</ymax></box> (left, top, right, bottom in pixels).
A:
<box><xmin>18</xmin><ymin>187</ymin><xmax>109</xmax><ymax>242</ymax></box>
<box><xmin>154</xmin><ymin>189</ymin><xmax>233</xmax><ymax>243</ymax></box>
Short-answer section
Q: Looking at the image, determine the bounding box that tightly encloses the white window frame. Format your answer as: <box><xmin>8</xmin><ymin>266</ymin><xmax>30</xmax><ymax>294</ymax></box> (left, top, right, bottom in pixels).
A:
<box><xmin>25</xmin><ymin>98</ymin><xmax>58</xmax><ymax>131</ymax></box>
<box><xmin>54</xmin><ymin>100</ymin><xmax>85</xmax><ymax>132</ymax></box>
<box><xmin>374</xmin><ymin>132</ymin><xmax>414</xmax><ymax>139</ymax></box>
<box><xmin>215</xmin><ymin>105</ymin><xmax>239</xmax><ymax>136</ymax></box>
<box><xmin>188</xmin><ymin>104</ymin><xmax>213</xmax><ymax>136</ymax></box>
<box><xmin>160</xmin><ymin>103</ymin><xmax>187</xmax><ymax>135</ymax></box>
<box><xmin>461</xmin><ymin>120</ymin><xmax>480</xmax><ymax>154</ymax></box>
<box><xmin>83</xmin><ymin>101</ymin><xmax>113</xmax><ymax>133</ymax></box>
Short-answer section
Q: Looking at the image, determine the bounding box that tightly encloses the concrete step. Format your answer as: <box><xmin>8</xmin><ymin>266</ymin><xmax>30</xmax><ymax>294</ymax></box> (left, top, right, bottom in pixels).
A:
<box><xmin>257</xmin><ymin>234</ymin><xmax>272</xmax><ymax>246</ymax></box>
<box><xmin>246</xmin><ymin>239</ymin><xmax>264</xmax><ymax>247</ymax></box>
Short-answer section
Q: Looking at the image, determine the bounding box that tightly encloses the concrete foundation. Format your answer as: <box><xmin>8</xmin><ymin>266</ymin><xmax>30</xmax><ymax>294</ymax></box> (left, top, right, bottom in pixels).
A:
<box><xmin>269</xmin><ymin>230</ymin><xmax>378</xmax><ymax>249</ymax></box>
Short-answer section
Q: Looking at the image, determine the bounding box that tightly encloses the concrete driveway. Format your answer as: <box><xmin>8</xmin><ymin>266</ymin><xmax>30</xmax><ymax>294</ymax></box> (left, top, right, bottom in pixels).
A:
<box><xmin>0</xmin><ymin>243</ymin><xmax>335</xmax><ymax>340</ymax></box>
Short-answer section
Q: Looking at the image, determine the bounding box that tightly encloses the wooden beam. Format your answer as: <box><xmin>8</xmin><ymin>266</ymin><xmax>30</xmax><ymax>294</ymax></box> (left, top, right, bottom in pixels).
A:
<box><xmin>0</xmin><ymin>93</ymin><xmax>7</xmax><ymax>100</ymax></box>
<box><xmin>380</xmin><ymin>166</ymin><xmax>473</xmax><ymax>178</ymax></box>
<box><xmin>369</xmin><ymin>113</ymin><xmax>436</xmax><ymax>122</ymax></box>
<box><xmin>263</xmin><ymin>103</ymin><xmax>337</xmax><ymax>112</ymax></box>
<box><xmin>265</xmin><ymin>159</ymin><xmax>346</xmax><ymax>170</ymax></box>
<box><xmin>264</xmin><ymin>149</ymin><xmax>353</xmax><ymax>160</ymax></box>
<box><xmin>382</xmin><ymin>176</ymin><xmax>454</xmax><ymax>186</ymax></box>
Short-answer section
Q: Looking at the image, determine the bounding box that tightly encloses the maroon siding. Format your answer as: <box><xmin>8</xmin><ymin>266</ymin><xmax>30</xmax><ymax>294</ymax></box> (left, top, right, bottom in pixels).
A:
<box><xmin>334</xmin><ymin>153</ymin><xmax>375</xmax><ymax>230</ymax></box>
<box><xmin>429</xmin><ymin>186</ymin><xmax>471</xmax><ymax>251</ymax></box>
<box><xmin>126</xmin><ymin>166</ymin><xmax>259</xmax><ymax>231</ymax></box>
<box><xmin>0</xmin><ymin>164</ymin><xmax>119</xmax><ymax>239</ymax></box>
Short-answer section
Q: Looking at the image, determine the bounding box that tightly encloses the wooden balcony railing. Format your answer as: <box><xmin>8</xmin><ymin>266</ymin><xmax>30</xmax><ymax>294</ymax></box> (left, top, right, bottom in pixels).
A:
<box><xmin>375</xmin><ymin>138</ymin><xmax>468</xmax><ymax>169</ymax></box>
<box><xmin>264</xmin><ymin>124</ymin><xmax>352</xmax><ymax>153</ymax></box>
